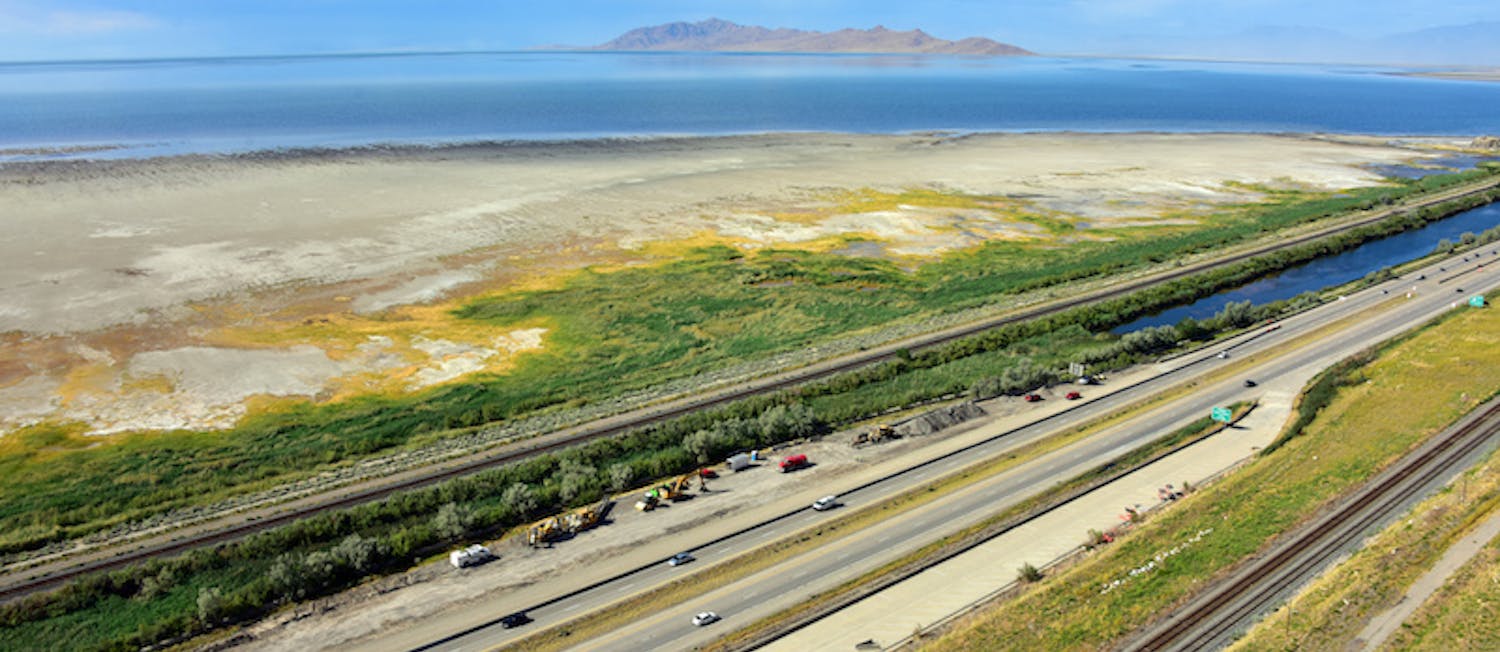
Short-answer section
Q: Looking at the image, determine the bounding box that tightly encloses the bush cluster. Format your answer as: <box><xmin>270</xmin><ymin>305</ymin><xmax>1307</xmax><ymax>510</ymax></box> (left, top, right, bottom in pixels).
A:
<box><xmin>6</xmin><ymin>176</ymin><xmax>1500</xmax><ymax>651</ymax></box>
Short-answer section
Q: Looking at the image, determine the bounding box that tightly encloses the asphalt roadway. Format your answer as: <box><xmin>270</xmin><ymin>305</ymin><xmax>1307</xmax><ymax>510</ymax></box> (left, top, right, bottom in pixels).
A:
<box><xmin>409</xmin><ymin>250</ymin><xmax>1500</xmax><ymax>652</ymax></box>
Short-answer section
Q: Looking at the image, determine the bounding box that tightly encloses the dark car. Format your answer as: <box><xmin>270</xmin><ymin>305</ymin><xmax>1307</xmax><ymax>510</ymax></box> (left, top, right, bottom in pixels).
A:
<box><xmin>1244</xmin><ymin>379</ymin><xmax>1257</xmax><ymax>388</ymax></box>
<box><xmin>668</xmin><ymin>552</ymin><xmax>695</xmax><ymax>567</ymax></box>
<box><xmin>500</xmin><ymin>612</ymin><xmax>532</xmax><ymax>629</ymax></box>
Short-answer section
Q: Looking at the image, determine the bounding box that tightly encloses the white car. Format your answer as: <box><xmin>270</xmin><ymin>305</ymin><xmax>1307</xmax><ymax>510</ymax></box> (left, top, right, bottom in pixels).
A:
<box><xmin>692</xmin><ymin>611</ymin><xmax>720</xmax><ymax>627</ymax></box>
<box><xmin>812</xmin><ymin>495</ymin><xmax>839</xmax><ymax>511</ymax></box>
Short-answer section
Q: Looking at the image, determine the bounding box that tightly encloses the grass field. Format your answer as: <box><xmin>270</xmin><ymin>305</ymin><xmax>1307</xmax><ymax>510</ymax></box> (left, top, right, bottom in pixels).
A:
<box><xmin>1227</xmin><ymin>445</ymin><xmax>1500</xmax><ymax>650</ymax></box>
<box><xmin>2</xmin><ymin>172</ymin><xmax>1497</xmax><ymax>651</ymax></box>
<box><xmin>920</xmin><ymin>299</ymin><xmax>1500</xmax><ymax>651</ymax></box>
<box><xmin>1381</xmin><ymin>520</ymin><xmax>1500</xmax><ymax>650</ymax></box>
<box><xmin>2</xmin><ymin>175</ymin><xmax>1450</xmax><ymax>557</ymax></box>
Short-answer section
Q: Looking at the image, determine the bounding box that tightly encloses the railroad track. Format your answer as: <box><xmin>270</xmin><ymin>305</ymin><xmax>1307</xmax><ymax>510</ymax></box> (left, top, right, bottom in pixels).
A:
<box><xmin>1123</xmin><ymin>398</ymin><xmax>1500</xmax><ymax>652</ymax></box>
<box><xmin>2</xmin><ymin>178</ymin><xmax>1496</xmax><ymax>603</ymax></box>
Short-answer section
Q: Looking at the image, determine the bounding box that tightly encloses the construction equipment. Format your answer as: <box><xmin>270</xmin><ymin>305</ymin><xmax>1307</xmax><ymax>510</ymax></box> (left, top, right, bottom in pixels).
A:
<box><xmin>666</xmin><ymin>473</ymin><xmax>697</xmax><ymax>500</ymax></box>
<box><xmin>636</xmin><ymin>489</ymin><xmax>661</xmax><ymax>511</ymax></box>
<box><xmin>851</xmin><ymin>423</ymin><xmax>897</xmax><ymax>447</ymax></box>
<box><xmin>529</xmin><ymin>499</ymin><xmax>614</xmax><ymax>546</ymax></box>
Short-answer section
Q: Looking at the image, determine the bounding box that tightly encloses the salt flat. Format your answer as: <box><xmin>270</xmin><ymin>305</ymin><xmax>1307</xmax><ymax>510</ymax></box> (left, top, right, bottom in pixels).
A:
<box><xmin>0</xmin><ymin>132</ymin><xmax>1445</xmax><ymax>435</ymax></box>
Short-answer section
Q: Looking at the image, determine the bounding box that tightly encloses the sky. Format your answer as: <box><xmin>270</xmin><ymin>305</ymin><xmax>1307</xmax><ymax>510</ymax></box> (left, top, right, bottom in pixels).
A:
<box><xmin>1</xmin><ymin>0</ymin><xmax>1498</xmax><ymax>63</ymax></box>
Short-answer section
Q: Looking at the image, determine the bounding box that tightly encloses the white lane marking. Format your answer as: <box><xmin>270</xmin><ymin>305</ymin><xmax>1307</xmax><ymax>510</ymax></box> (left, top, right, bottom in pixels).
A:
<box><xmin>876</xmin><ymin>534</ymin><xmax>892</xmax><ymax>543</ymax></box>
<box><xmin>758</xmin><ymin>529</ymin><xmax>778</xmax><ymax>540</ymax></box>
<box><xmin>614</xmin><ymin>583</ymin><xmax>635</xmax><ymax>592</ymax></box>
<box><xmin>563</xmin><ymin>602</ymin><xmax>582</xmax><ymax>612</ymax></box>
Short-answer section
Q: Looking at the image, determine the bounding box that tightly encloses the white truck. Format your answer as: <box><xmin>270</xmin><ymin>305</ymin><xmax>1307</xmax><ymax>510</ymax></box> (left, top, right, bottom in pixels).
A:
<box><xmin>449</xmin><ymin>544</ymin><xmax>495</xmax><ymax>568</ymax></box>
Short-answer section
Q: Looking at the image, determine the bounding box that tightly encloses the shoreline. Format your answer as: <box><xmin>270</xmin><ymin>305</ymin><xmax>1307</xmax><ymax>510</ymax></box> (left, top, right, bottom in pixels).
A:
<box><xmin>0</xmin><ymin>130</ymin><xmax>1480</xmax><ymax>437</ymax></box>
<box><xmin>2</xmin><ymin>127</ymin><xmax>1493</xmax><ymax>166</ymax></box>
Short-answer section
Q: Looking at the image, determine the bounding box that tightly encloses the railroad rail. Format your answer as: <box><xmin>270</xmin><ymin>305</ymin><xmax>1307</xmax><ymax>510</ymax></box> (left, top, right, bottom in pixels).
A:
<box><xmin>1123</xmin><ymin>397</ymin><xmax>1500</xmax><ymax>652</ymax></box>
<box><xmin>2</xmin><ymin>177</ymin><xmax>1496</xmax><ymax>603</ymax></box>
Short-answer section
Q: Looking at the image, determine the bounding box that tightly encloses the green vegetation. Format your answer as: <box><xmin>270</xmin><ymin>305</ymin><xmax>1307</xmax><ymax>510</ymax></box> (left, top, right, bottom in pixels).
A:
<box><xmin>703</xmin><ymin>407</ymin><xmax>1247</xmax><ymax>652</ymax></box>
<box><xmin>4</xmin><ymin>169</ymin><xmax>1493</xmax><ymax>560</ymax></box>
<box><xmin>1383</xmin><ymin>522</ymin><xmax>1500</xmax><ymax>650</ymax></box>
<box><xmin>1227</xmin><ymin>447</ymin><xmax>1500</xmax><ymax>651</ymax></box>
<box><xmin>921</xmin><ymin>297</ymin><xmax>1500</xmax><ymax>651</ymax></box>
<box><xmin>2</xmin><ymin>170</ymin><xmax>1498</xmax><ymax>650</ymax></box>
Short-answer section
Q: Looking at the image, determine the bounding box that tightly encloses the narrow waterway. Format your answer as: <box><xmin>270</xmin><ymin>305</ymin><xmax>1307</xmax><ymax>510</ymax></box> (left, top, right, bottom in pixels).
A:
<box><xmin>1116</xmin><ymin>201</ymin><xmax>1500</xmax><ymax>333</ymax></box>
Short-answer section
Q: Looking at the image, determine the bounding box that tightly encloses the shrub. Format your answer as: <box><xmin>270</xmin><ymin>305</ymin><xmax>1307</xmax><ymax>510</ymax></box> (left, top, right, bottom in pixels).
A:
<box><xmin>1018</xmin><ymin>562</ymin><xmax>1044</xmax><ymax>583</ymax></box>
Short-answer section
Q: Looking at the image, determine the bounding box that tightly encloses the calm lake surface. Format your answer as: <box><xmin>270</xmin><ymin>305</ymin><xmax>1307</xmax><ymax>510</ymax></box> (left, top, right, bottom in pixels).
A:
<box><xmin>3</xmin><ymin>52</ymin><xmax>1500</xmax><ymax>159</ymax></box>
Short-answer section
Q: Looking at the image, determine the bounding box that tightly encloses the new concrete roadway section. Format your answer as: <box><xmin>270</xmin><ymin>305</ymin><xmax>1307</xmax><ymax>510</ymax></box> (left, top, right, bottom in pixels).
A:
<box><xmin>402</xmin><ymin>250</ymin><xmax>1500</xmax><ymax>651</ymax></box>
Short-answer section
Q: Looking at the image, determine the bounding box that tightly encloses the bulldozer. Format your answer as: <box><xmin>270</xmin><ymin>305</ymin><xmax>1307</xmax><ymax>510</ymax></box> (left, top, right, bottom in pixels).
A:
<box><xmin>851</xmin><ymin>423</ymin><xmax>897</xmax><ymax>447</ymax></box>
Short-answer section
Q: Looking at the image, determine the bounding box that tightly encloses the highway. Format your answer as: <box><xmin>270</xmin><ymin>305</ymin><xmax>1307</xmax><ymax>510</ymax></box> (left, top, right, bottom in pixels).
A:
<box><xmin>1126</xmin><ymin>399</ymin><xmax>1500</xmax><ymax>651</ymax></box>
<box><xmin>7</xmin><ymin>178</ymin><xmax>1494</xmax><ymax>604</ymax></box>
<box><xmin>408</xmin><ymin>249</ymin><xmax>1500</xmax><ymax>651</ymax></box>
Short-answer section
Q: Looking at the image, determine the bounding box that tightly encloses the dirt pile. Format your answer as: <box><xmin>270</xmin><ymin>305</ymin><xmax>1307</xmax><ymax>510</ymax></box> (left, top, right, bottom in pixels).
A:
<box><xmin>896</xmin><ymin>401</ymin><xmax>987</xmax><ymax>437</ymax></box>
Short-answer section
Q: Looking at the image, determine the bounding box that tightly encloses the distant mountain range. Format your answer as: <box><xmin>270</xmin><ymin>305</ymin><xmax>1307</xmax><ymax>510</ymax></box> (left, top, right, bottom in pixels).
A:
<box><xmin>588</xmin><ymin>18</ymin><xmax>1031</xmax><ymax>56</ymax></box>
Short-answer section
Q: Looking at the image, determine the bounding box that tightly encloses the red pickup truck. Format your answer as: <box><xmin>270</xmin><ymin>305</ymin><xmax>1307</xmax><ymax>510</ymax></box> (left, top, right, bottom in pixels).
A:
<box><xmin>779</xmin><ymin>454</ymin><xmax>810</xmax><ymax>473</ymax></box>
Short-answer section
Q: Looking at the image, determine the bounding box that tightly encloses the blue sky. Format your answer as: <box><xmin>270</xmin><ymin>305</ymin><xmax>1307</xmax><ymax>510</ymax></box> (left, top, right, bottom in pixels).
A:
<box><xmin>1</xmin><ymin>0</ymin><xmax>1498</xmax><ymax>62</ymax></box>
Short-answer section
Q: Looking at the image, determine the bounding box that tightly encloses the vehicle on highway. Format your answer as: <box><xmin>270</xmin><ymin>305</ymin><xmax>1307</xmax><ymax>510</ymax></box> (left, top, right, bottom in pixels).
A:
<box><xmin>812</xmin><ymin>495</ymin><xmax>840</xmax><ymax>511</ymax></box>
<box><xmin>668</xmin><ymin>552</ymin><xmax>695</xmax><ymax>567</ymax></box>
<box><xmin>692</xmin><ymin>611</ymin><xmax>721</xmax><ymax>626</ymax></box>
<box><xmin>1023</xmin><ymin>393</ymin><xmax>1043</xmax><ymax>402</ymax></box>
<box><xmin>1065</xmin><ymin>391</ymin><xmax>1082</xmax><ymax>400</ymax></box>
<box><xmin>1217</xmin><ymin>351</ymin><xmax>1229</xmax><ymax>359</ymax></box>
<box><xmin>1244</xmin><ymin>379</ymin><xmax>1258</xmax><ymax>387</ymax></box>
<box><xmin>779</xmin><ymin>454</ymin><xmax>811</xmax><ymax>473</ymax></box>
<box><xmin>500</xmin><ymin>612</ymin><xmax>532</xmax><ymax>629</ymax></box>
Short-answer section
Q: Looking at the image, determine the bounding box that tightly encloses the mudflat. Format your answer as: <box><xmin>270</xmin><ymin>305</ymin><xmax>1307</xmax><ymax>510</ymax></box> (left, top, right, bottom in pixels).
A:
<box><xmin>0</xmin><ymin>132</ymin><xmax>1450</xmax><ymax>435</ymax></box>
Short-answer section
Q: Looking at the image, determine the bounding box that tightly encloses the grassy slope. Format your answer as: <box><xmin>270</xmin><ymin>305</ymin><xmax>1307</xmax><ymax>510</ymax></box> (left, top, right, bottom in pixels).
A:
<box><xmin>0</xmin><ymin>174</ymin><xmax>1468</xmax><ymax>555</ymax></box>
<box><xmin>1226</xmin><ymin>446</ymin><xmax>1500</xmax><ymax>650</ymax></box>
<box><xmin>2</xmin><ymin>175</ymin><xmax>1495</xmax><ymax>651</ymax></box>
<box><xmin>922</xmin><ymin>301</ymin><xmax>1500</xmax><ymax>651</ymax></box>
<box><xmin>1382</xmin><ymin>531</ymin><xmax>1500</xmax><ymax>650</ymax></box>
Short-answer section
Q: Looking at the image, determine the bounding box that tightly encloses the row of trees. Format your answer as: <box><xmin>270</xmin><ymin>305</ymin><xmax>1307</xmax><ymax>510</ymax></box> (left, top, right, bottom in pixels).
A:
<box><xmin>7</xmin><ymin>180</ymin><xmax>1500</xmax><ymax>651</ymax></box>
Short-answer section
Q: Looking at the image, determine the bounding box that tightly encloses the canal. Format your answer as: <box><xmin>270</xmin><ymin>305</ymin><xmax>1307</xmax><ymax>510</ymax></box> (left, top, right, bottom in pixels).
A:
<box><xmin>1116</xmin><ymin>200</ymin><xmax>1500</xmax><ymax>333</ymax></box>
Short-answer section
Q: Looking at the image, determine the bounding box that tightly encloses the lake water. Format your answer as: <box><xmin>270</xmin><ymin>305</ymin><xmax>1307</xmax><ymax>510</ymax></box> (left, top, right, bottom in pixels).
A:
<box><xmin>1116</xmin><ymin>202</ymin><xmax>1500</xmax><ymax>333</ymax></box>
<box><xmin>3</xmin><ymin>52</ymin><xmax>1500</xmax><ymax>160</ymax></box>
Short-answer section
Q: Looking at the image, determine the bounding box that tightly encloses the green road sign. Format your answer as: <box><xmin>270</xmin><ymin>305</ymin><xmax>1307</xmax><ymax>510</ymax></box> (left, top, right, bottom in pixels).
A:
<box><xmin>1471</xmin><ymin>295</ymin><xmax>1487</xmax><ymax>308</ymax></box>
<box><xmin>1211</xmin><ymin>406</ymin><xmax>1232</xmax><ymax>423</ymax></box>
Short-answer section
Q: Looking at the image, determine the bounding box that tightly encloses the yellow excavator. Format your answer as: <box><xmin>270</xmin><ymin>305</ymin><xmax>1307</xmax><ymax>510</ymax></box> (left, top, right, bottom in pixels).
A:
<box><xmin>666</xmin><ymin>473</ymin><xmax>697</xmax><ymax>500</ymax></box>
